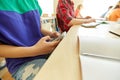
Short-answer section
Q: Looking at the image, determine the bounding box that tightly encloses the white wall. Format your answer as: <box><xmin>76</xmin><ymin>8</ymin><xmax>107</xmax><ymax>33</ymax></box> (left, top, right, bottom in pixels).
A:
<box><xmin>74</xmin><ymin>0</ymin><xmax>83</xmax><ymax>9</ymax></box>
<box><xmin>54</xmin><ymin>0</ymin><xmax>58</xmax><ymax>14</ymax></box>
<box><xmin>81</xmin><ymin>0</ymin><xmax>119</xmax><ymax>18</ymax></box>
<box><xmin>38</xmin><ymin>0</ymin><xmax>119</xmax><ymax>18</ymax></box>
<box><xmin>38</xmin><ymin>0</ymin><xmax>54</xmax><ymax>16</ymax></box>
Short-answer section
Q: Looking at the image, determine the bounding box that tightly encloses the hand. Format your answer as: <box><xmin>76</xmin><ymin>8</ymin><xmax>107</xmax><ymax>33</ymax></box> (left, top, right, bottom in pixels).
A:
<box><xmin>85</xmin><ymin>18</ymin><xmax>96</xmax><ymax>23</ymax></box>
<box><xmin>50</xmin><ymin>31</ymin><xmax>61</xmax><ymax>38</ymax></box>
<box><xmin>33</xmin><ymin>36</ymin><xmax>60</xmax><ymax>55</ymax></box>
<box><xmin>89</xmin><ymin>18</ymin><xmax>96</xmax><ymax>22</ymax></box>
<box><xmin>85</xmin><ymin>16</ymin><xmax>92</xmax><ymax>19</ymax></box>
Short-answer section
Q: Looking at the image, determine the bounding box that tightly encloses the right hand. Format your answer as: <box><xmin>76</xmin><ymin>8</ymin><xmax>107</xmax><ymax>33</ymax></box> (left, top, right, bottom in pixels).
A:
<box><xmin>84</xmin><ymin>16</ymin><xmax>92</xmax><ymax>19</ymax></box>
<box><xmin>33</xmin><ymin>36</ymin><xmax>60</xmax><ymax>55</ymax></box>
<box><xmin>84</xmin><ymin>18</ymin><xmax>96</xmax><ymax>23</ymax></box>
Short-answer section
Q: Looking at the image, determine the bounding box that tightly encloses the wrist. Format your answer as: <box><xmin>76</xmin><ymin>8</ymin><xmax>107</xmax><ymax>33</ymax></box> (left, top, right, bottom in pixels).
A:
<box><xmin>83</xmin><ymin>19</ymin><xmax>92</xmax><ymax>23</ymax></box>
<box><xmin>28</xmin><ymin>46</ymin><xmax>40</xmax><ymax>57</ymax></box>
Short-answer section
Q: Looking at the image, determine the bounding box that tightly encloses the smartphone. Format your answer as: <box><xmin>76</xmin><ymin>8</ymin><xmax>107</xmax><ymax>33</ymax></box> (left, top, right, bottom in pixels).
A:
<box><xmin>50</xmin><ymin>31</ymin><xmax>66</xmax><ymax>41</ymax></box>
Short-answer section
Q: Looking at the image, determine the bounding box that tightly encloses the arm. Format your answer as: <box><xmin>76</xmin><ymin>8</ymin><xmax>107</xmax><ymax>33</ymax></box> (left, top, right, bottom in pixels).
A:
<box><xmin>0</xmin><ymin>42</ymin><xmax>36</xmax><ymax>58</ymax></box>
<box><xmin>41</xmin><ymin>27</ymin><xmax>60</xmax><ymax>38</ymax></box>
<box><xmin>0</xmin><ymin>27</ymin><xmax>60</xmax><ymax>58</ymax></box>
<box><xmin>68</xmin><ymin>18</ymin><xmax>96</xmax><ymax>26</ymax></box>
<box><xmin>58</xmin><ymin>1</ymin><xmax>95</xmax><ymax>27</ymax></box>
<box><xmin>41</xmin><ymin>28</ymin><xmax>53</xmax><ymax>36</ymax></box>
<box><xmin>0</xmin><ymin>36</ymin><xmax>60</xmax><ymax>58</ymax></box>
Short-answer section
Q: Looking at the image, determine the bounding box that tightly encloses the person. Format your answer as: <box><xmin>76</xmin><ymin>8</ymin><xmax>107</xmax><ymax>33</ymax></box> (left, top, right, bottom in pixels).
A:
<box><xmin>0</xmin><ymin>0</ymin><xmax>61</xmax><ymax>80</ymax></box>
<box><xmin>101</xmin><ymin>6</ymin><xmax>113</xmax><ymax>18</ymax></box>
<box><xmin>56</xmin><ymin>0</ymin><xmax>95</xmax><ymax>32</ymax></box>
<box><xmin>74</xmin><ymin>4</ymin><xmax>83</xmax><ymax>18</ymax></box>
<box><xmin>108</xmin><ymin>5</ymin><xmax>120</xmax><ymax>21</ymax></box>
<box><xmin>74</xmin><ymin>4</ymin><xmax>91</xmax><ymax>19</ymax></box>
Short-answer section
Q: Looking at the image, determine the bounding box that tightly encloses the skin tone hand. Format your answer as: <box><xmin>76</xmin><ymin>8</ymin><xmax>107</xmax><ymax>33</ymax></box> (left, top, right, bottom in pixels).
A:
<box><xmin>41</xmin><ymin>28</ymin><xmax>60</xmax><ymax>38</ymax></box>
<box><xmin>68</xmin><ymin>18</ymin><xmax>96</xmax><ymax>26</ymax></box>
<box><xmin>0</xmin><ymin>31</ymin><xmax>61</xmax><ymax>58</ymax></box>
<box><xmin>49</xmin><ymin>31</ymin><xmax>60</xmax><ymax>38</ymax></box>
<box><xmin>33</xmin><ymin>30</ymin><xmax>61</xmax><ymax>55</ymax></box>
<box><xmin>0</xmin><ymin>36</ymin><xmax>60</xmax><ymax>58</ymax></box>
<box><xmin>33</xmin><ymin>36</ymin><xmax>60</xmax><ymax>55</ymax></box>
<box><xmin>83</xmin><ymin>18</ymin><xmax>96</xmax><ymax>23</ymax></box>
<box><xmin>84</xmin><ymin>16</ymin><xmax>92</xmax><ymax>19</ymax></box>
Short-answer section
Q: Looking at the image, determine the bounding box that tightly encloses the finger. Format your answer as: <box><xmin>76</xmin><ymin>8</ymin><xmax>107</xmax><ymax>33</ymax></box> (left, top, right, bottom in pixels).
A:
<box><xmin>51</xmin><ymin>40</ymin><xmax>60</xmax><ymax>46</ymax></box>
<box><xmin>52</xmin><ymin>32</ymin><xmax>60</xmax><ymax>38</ymax></box>
<box><xmin>42</xmin><ymin>36</ymin><xmax>51</xmax><ymax>41</ymax></box>
<box><xmin>56</xmin><ymin>32</ymin><xmax>61</xmax><ymax>36</ymax></box>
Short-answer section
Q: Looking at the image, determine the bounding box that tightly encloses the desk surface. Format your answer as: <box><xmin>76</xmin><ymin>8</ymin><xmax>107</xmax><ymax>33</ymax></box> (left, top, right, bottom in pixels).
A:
<box><xmin>34</xmin><ymin>22</ymin><xmax>120</xmax><ymax>80</ymax></box>
<box><xmin>34</xmin><ymin>26</ymin><xmax>82</xmax><ymax>80</ymax></box>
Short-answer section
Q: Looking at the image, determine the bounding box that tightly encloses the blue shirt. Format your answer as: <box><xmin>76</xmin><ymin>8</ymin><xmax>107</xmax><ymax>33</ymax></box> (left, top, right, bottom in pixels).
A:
<box><xmin>0</xmin><ymin>0</ymin><xmax>48</xmax><ymax>74</ymax></box>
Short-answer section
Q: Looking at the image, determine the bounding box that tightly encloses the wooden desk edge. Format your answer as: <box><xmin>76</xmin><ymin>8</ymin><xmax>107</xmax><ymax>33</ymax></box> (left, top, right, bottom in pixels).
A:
<box><xmin>34</xmin><ymin>26</ymin><xmax>82</xmax><ymax>80</ymax></box>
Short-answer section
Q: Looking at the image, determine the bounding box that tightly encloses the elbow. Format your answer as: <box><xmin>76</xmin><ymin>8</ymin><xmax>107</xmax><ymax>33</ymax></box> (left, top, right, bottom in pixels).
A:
<box><xmin>68</xmin><ymin>20</ymin><xmax>73</xmax><ymax>27</ymax></box>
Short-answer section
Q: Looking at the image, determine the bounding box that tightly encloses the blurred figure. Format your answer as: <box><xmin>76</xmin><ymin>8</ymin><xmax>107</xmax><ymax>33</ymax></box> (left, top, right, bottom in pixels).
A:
<box><xmin>101</xmin><ymin>6</ymin><xmax>113</xmax><ymax>18</ymax></box>
<box><xmin>75</xmin><ymin>4</ymin><xmax>91</xmax><ymax>19</ymax></box>
<box><xmin>56</xmin><ymin>0</ymin><xmax>95</xmax><ymax>32</ymax></box>
<box><xmin>108</xmin><ymin>5</ymin><xmax>120</xmax><ymax>21</ymax></box>
<box><xmin>74</xmin><ymin>4</ymin><xmax>83</xmax><ymax>18</ymax></box>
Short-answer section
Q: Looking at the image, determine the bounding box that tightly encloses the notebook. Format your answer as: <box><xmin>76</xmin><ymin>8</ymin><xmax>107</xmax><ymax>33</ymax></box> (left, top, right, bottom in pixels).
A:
<box><xmin>79</xmin><ymin>36</ymin><xmax>120</xmax><ymax>61</ymax></box>
<box><xmin>80</xmin><ymin>54</ymin><xmax>120</xmax><ymax>80</ymax></box>
<box><xmin>109</xmin><ymin>23</ymin><xmax>120</xmax><ymax>37</ymax></box>
<box><xmin>81</xmin><ymin>22</ymin><xmax>100</xmax><ymax>28</ymax></box>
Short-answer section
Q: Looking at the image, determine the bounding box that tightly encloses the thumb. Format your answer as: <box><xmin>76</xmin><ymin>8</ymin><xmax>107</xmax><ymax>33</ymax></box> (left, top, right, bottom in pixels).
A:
<box><xmin>42</xmin><ymin>36</ymin><xmax>51</xmax><ymax>41</ymax></box>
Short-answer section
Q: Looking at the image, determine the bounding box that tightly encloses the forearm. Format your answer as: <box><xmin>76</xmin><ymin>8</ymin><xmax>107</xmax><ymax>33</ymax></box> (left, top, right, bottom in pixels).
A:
<box><xmin>68</xmin><ymin>18</ymin><xmax>83</xmax><ymax>26</ymax></box>
<box><xmin>68</xmin><ymin>18</ymin><xmax>95</xmax><ymax>26</ymax></box>
<box><xmin>0</xmin><ymin>44</ymin><xmax>38</xmax><ymax>58</ymax></box>
<box><xmin>41</xmin><ymin>28</ymin><xmax>53</xmax><ymax>36</ymax></box>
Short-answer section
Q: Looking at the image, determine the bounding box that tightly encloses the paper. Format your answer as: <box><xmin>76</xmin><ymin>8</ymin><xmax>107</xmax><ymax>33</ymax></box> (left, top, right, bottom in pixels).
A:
<box><xmin>79</xmin><ymin>36</ymin><xmax>120</xmax><ymax>60</ymax></box>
